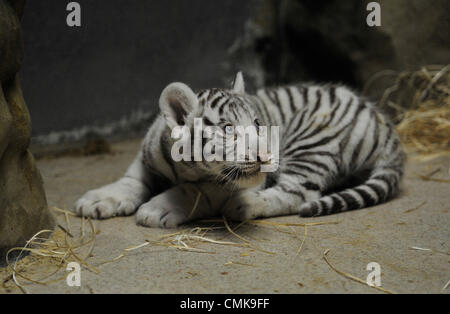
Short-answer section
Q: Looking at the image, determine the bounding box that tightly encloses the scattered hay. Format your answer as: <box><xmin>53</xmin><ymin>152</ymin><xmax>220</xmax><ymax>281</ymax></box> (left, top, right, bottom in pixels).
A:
<box><xmin>147</xmin><ymin>226</ymin><xmax>244</xmax><ymax>254</ymax></box>
<box><xmin>409</xmin><ymin>246</ymin><xmax>449</xmax><ymax>256</ymax></box>
<box><xmin>187</xmin><ymin>191</ymin><xmax>202</xmax><ymax>218</ymax></box>
<box><xmin>2</xmin><ymin>208</ymin><xmax>339</xmax><ymax>291</ymax></box>
<box><xmin>295</xmin><ymin>225</ymin><xmax>307</xmax><ymax>257</ymax></box>
<box><xmin>3</xmin><ymin>209</ymin><xmax>99</xmax><ymax>293</ymax></box>
<box><xmin>443</xmin><ymin>280</ymin><xmax>450</xmax><ymax>292</ymax></box>
<box><xmin>397</xmin><ymin>102</ymin><xmax>450</xmax><ymax>157</ymax></box>
<box><xmin>0</xmin><ymin>206</ymin><xmax>345</xmax><ymax>293</ymax></box>
<box><xmin>415</xmin><ymin>172</ymin><xmax>450</xmax><ymax>183</ymax></box>
<box><xmin>412</xmin><ymin>167</ymin><xmax>450</xmax><ymax>183</ymax></box>
<box><xmin>222</xmin><ymin>217</ymin><xmax>276</xmax><ymax>255</ymax></box>
<box><xmin>143</xmin><ymin>218</ymin><xmax>277</xmax><ymax>255</ymax></box>
<box><xmin>322</xmin><ymin>249</ymin><xmax>396</xmax><ymax>294</ymax></box>
<box><xmin>247</xmin><ymin>220</ymin><xmax>340</xmax><ymax>228</ymax></box>
<box><xmin>365</xmin><ymin>65</ymin><xmax>450</xmax><ymax>158</ymax></box>
<box><xmin>404</xmin><ymin>201</ymin><xmax>427</xmax><ymax>214</ymax></box>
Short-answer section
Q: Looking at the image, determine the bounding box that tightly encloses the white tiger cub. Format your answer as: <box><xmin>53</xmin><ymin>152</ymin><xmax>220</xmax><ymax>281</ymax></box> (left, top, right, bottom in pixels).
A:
<box><xmin>73</xmin><ymin>72</ymin><xmax>404</xmax><ymax>228</ymax></box>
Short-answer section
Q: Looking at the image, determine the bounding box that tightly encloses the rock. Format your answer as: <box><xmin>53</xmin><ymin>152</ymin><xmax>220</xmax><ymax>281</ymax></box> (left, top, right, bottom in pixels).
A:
<box><xmin>379</xmin><ymin>0</ymin><xmax>450</xmax><ymax>70</ymax></box>
<box><xmin>0</xmin><ymin>0</ymin><xmax>54</xmax><ymax>260</ymax></box>
<box><xmin>0</xmin><ymin>0</ymin><xmax>23</xmax><ymax>83</ymax></box>
<box><xmin>228</xmin><ymin>0</ymin><xmax>450</xmax><ymax>97</ymax></box>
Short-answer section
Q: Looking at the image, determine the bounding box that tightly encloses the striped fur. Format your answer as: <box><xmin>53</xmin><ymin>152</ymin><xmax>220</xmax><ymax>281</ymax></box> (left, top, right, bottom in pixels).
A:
<box><xmin>73</xmin><ymin>73</ymin><xmax>405</xmax><ymax>227</ymax></box>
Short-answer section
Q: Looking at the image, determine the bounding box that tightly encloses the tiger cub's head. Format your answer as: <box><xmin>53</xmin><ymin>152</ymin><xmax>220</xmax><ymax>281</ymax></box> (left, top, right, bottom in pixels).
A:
<box><xmin>159</xmin><ymin>72</ymin><xmax>276</xmax><ymax>189</ymax></box>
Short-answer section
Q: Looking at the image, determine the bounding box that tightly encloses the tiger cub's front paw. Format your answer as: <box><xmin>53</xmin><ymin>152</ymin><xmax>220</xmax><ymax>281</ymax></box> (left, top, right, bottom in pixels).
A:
<box><xmin>136</xmin><ymin>198</ymin><xmax>188</xmax><ymax>228</ymax></box>
<box><xmin>74</xmin><ymin>178</ymin><xmax>149</xmax><ymax>219</ymax></box>
<box><xmin>222</xmin><ymin>190</ymin><xmax>268</xmax><ymax>221</ymax></box>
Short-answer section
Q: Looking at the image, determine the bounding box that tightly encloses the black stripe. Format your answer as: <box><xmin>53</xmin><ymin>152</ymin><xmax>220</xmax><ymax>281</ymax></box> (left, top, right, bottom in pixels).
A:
<box><xmin>302</xmin><ymin>87</ymin><xmax>309</xmax><ymax>105</ymax></box>
<box><xmin>287</xmin><ymin>104</ymin><xmax>365</xmax><ymax>155</ymax></box>
<box><xmin>265</xmin><ymin>90</ymin><xmax>284</xmax><ymax>124</ymax></box>
<box><xmin>298</xmin><ymin>118</ymin><xmax>317</xmax><ymax>138</ymax></box>
<box><xmin>332</xmin><ymin>97</ymin><xmax>353</xmax><ymax>125</ymax></box>
<box><xmin>309</xmin><ymin>89</ymin><xmax>322</xmax><ymax>118</ymax></box>
<box><xmin>203</xmin><ymin>117</ymin><xmax>215</xmax><ymax>126</ymax></box>
<box><xmin>285</xmin><ymin>87</ymin><xmax>296</xmax><ymax>113</ymax></box>
<box><xmin>354</xmin><ymin>187</ymin><xmax>376</xmax><ymax>207</ymax></box>
<box><xmin>287</xmin><ymin>162</ymin><xmax>323</xmax><ymax>175</ymax></box>
<box><xmin>278</xmin><ymin>184</ymin><xmax>306</xmax><ymax>201</ymax></box>
<box><xmin>329</xmin><ymin>99</ymin><xmax>341</xmax><ymax>122</ymax></box>
<box><xmin>291</xmin><ymin>151</ymin><xmax>335</xmax><ymax>159</ymax></box>
<box><xmin>391</xmin><ymin>138</ymin><xmax>400</xmax><ymax>153</ymax></box>
<box><xmin>329</xmin><ymin>86</ymin><xmax>336</xmax><ymax>105</ymax></box>
<box><xmin>291</xmin><ymin>151</ymin><xmax>340</xmax><ymax>169</ymax></box>
<box><xmin>297</xmin><ymin>159</ymin><xmax>330</xmax><ymax>172</ymax></box>
<box><xmin>366</xmin><ymin>183</ymin><xmax>385</xmax><ymax>201</ymax></box>
<box><xmin>257</xmin><ymin>97</ymin><xmax>272</xmax><ymax>125</ymax></box>
<box><xmin>319</xmin><ymin>200</ymin><xmax>327</xmax><ymax>213</ymax></box>
<box><xmin>303</xmin><ymin>182</ymin><xmax>321</xmax><ymax>191</ymax></box>
<box><xmin>210</xmin><ymin>95</ymin><xmax>224</xmax><ymax>109</ymax></box>
<box><xmin>283</xmin><ymin>111</ymin><xmax>307</xmax><ymax>149</ymax></box>
<box><xmin>207</xmin><ymin>89</ymin><xmax>216</xmax><ymax>100</ymax></box>
<box><xmin>239</xmin><ymin>100</ymin><xmax>252</xmax><ymax>116</ymax></box>
<box><xmin>142</xmin><ymin>139</ymin><xmax>151</xmax><ymax>166</ymax></box>
<box><xmin>197</xmin><ymin>90</ymin><xmax>207</xmax><ymax>98</ymax></box>
<box><xmin>230</xmin><ymin>104</ymin><xmax>239</xmax><ymax>120</ymax></box>
<box><xmin>285</xmin><ymin>128</ymin><xmax>340</xmax><ymax>156</ymax></box>
<box><xmin>383</xmin><ymin>124</ymin><xmax>393</xmax><ymax>148</ymax></box>
<box><xmin>299</xmin><ymin>99</ymin><xmax>341</xmax><ymax>140</ymax></box>
<box><xmin>253</xmin><ymin>103</ymin><xmax>266</xmax><ymax>125</ymax></box>
<box><xmin>329</xmin><ymin>195</ymin><xmax>344</xmax><ymax>214</ymax></box>
<box><xmin>219</xmin><ymin>98</ymin><xmax>232</xmax><ymax>115</ymax></box>
<box><xmin>363</xmin><ymin>111</ymin><xmax>380</xmax><ymax>165</ymax></box>
<box><xmin>309</xmin><ymin>202</ymin><xmax>319</xmax><ymax>216</ymax></box>
<box><xmin>339</xmin><ymin>192</ymin><xmax>360</xmax><ymax>211</ymax></box>
<box><xmin>339</xmin><ymin>104</ymin><xmax>367</xmax><ymax>156</ymax></box>
<box><xmin>281</xmin><ymin>169</ymin><xmax>308</xmax><ymax>178</ymax></box>
<box><xmin>350</xmin><ymin>114</ymin><xmax>371</xmax><ymax>166</ymax></box>
<box><xmin>201</xmin><ymin>133</ymin><xmax>213</xmax><ymax>169</ymax></box>
<box><xmin>371</xmin><ymin>174</ymin><xmax>393</xmax><ymax>195</ymax></box>
<box><xmin>273</xmin><ymin>91</ymin><xmax>286</xmax><ymax>123</ymax></box>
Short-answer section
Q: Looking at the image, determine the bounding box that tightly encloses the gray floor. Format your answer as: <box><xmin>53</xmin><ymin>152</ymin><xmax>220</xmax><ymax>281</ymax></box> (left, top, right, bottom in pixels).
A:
<box><xmin>2</xmin><ymin>139</ymin><xmax>449</xmax><ymax>294</ymax></box>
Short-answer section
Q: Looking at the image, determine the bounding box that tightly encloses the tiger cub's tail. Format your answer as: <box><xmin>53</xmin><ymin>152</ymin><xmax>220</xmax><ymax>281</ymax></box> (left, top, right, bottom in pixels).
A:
<box><xmin>299</xmin><ymin>141</ymin><xmax>405</xmax><ymax>217</ymax></box>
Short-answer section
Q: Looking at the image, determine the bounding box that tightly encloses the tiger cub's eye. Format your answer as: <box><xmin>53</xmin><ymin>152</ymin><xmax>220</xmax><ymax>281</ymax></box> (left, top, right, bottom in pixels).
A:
<box><xmin>224</xmin><ymin>125</ymin><xmax>234</xmax><ymax>135</ymax></box>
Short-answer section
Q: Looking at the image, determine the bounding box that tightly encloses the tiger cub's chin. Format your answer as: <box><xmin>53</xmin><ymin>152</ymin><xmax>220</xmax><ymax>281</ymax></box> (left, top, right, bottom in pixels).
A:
<box><xmin>235</xmin><ymin>172</ymin><xmax>267</xmax><ymax>189</ymax></box>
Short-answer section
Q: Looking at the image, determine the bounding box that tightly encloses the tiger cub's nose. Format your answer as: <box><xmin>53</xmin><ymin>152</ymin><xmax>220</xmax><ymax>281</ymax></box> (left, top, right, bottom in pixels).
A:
<box><xmin>257</xmin><ymin>152</ymin><xmax>271</xmax><ymax>163</ymax></box>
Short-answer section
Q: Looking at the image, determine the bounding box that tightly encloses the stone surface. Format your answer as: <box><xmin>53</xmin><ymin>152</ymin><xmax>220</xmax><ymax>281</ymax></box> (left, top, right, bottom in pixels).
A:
<box><xmin>228</xmin><ymin>0</ymin><xmax>450</xmax><ymax>95</ymax></box>
<box><xmin>0</xmin><ymin>0</ymin><xmax>54</xmax><ymax>257</ymax></box>
<box><xmin>1</xmin><ymin>139</ymin><xmax>448</xmax><ymax>294</ymax></box>
<box><xmin>0</xmin><ymin>0</ymin><xmax>23</xmax><ymax>83</ymax></box>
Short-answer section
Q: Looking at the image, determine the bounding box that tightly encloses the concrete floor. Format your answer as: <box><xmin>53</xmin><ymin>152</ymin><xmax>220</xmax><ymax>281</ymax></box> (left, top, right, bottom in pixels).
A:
<box><xmin>1</xmin><ymin>139</ymin><xmax>449</xmax><ymax>294</ymax></box>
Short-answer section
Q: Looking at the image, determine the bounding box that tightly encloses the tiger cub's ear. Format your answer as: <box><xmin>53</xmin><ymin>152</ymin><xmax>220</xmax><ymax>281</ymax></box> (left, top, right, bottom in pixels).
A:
<box><xmin>232</xmin><ymin>71</ymin><xmax>245</xmax><ymax>94</ymax></box>
<box><xmin>159</xmin><ymin>82</ymin><xmax>199</xmax><ymax>129</ymax></box>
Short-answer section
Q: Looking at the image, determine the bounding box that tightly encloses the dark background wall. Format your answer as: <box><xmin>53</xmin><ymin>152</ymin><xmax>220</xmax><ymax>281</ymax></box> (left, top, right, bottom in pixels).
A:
<box><xmin>20</xmin><ymin>0</ymin><xmax>450</xmax><ymax>142</ymax></box>
<box><xmin>20</xmin><ymin>0</ymin><xmax>258</xmax><ymax>137</ymax></box>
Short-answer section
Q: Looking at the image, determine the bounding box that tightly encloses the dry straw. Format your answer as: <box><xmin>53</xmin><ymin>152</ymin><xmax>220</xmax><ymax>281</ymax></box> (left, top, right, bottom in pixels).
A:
<box><xmin>323</xmin><ymin>249</ymin><xmax>396</xmax><ymax>294</ymax></box>
<box><xmin>365</xmin><ymin>65</ymin><xmax>450</xmax><ymax>159</ymax></box>
<box><xmin>2</xmin><ymin>206</ymin><xmax>340</xmax><ymax>293</ymax></box>
<box><xmin>3</xmin><ymin>208</ymin><xmax>99</xmax><ymax>293</ymax></box>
